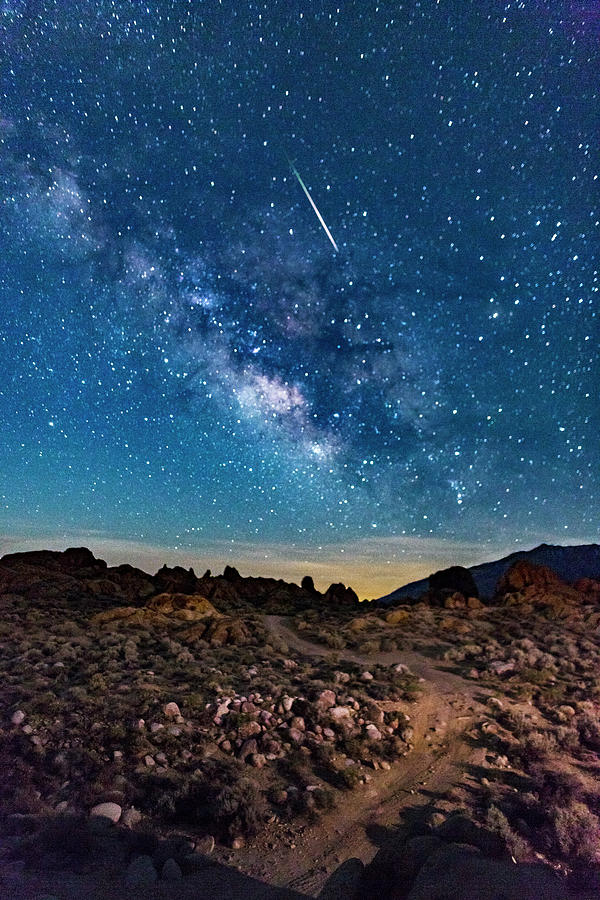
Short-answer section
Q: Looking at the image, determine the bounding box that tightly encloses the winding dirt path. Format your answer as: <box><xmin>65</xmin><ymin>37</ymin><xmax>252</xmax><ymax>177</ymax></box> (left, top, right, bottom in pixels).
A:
<box><xmin>233</xmin><ymin>616</ymin><xmax>490</xmax><ymax>895</ymax></box>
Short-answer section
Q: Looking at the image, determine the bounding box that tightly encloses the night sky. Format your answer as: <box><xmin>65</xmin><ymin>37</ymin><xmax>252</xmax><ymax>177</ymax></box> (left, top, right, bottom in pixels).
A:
<box><xmin>1</xmin><ymin>1</ymin><xmax>598</xmax><ymax>597</ymax></box>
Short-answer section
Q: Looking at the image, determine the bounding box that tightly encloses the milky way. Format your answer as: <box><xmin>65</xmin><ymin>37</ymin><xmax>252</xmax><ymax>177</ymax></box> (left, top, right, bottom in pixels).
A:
<box><xmin>1</xmin><ymin>1</ymin><xmax>597</xmax><ymax>594</ymax></box>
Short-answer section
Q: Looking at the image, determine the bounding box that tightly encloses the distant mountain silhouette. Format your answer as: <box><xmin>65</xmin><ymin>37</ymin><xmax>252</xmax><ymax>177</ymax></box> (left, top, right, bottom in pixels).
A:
<box><xmin>376</xmin><ymin>543</ymin><xmax>600</xmax><ymax>604</ymax></box>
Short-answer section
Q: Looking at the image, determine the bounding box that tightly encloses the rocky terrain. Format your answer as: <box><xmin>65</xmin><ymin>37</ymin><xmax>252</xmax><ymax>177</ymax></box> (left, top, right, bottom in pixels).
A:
<box><xmin>2</xmin><ymin>546</ymin><xmax>600</xmax><ymax>898</ymax></box>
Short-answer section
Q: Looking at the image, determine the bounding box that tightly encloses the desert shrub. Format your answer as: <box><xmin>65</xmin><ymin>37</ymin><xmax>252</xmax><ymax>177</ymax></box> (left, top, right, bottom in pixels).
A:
<box><xmin>552</xmin><ymin>801</ymin><xmax>600</xmax><ymax>863</ymax></box>
<box><xmin>358</xmin><ymin>640</ymin><xmax>380</xmax><ymax>654</ymax></box>
<box><xmin>338</xmin><ymin>766</ymin><xmax>361</xmax><ymax>789</ymax></box>
<box><xmin>28</xmin><ymin>691</ymin><xmax>62</xmax><ymax>716</ymax></box>
<box><xmin>323</xmin><ymin>632</ymin><xmax>346</xmax><ymax>650</ymax></box>
<box><xmin>577</xmin><ymin>711</ymin><xmax>600</xmax><ymax>750</ymax></box>
<box><xmin>122</xmin><ymin>639</ymin><xmax>138</xmax><ymax>662</ymax></box>
<box><xmin>499</xmin><ymin>707</ymin><xmax>531</xmax><ymax>738</ymax></box>
<box><xmin>312</xmin><ymin>786</ymin><xmax>336</xmax><ymax>810</ymax></box>
<box><xmin>380</xmin><ymin>637</ymin><xmax>397</xmax><ymax>652</ymax></box>
<box><xmin>519</xmin><ymin>730</ymin><xmax>557</xmax><ymax>764</ymax></box>
<box><xmin>486</xmin><ymin>805</ymin><xmax>530</xmax><ymax>861</ymax></box>
<box><xmin>555</xmin><ymin>726</ymin><xmax>580</xmax><ymax>753</ymax></box>
<box><xmin>0</xmin><ymin>744</ymin><xmax>46</xmax><ymax>814</ymax></box>
<box><xmin>212</xmin><ymin>777</ymin><xmax>267</xmax><ymax>840</ymax></box>
<box><xmin>533</xmin><ymin>767</ymin><xmax>586</xmax><ymax>808</ymax></box>
<box><xmin>66</xmin><ymin>686</ymin><xmax>89</xmax><ymax>703</ymax></box>
<box><xmin>88</xmin><ymin>673</ymin><xmax>108</xmax><ymax>692</ymax></box>
<box><xmin>521</xmin><ymin>667</ymin><xmax>555</xmax><ymax>686</ymax></box>
<box><xmin>539</xmin><ymin>683</ymin><xmax>567</xmax><ymax>704</ymax></box>
<box><xmin>338</xmin><ymin>736</ymin><xmax>365</xmax><ymax>760</ymax></box>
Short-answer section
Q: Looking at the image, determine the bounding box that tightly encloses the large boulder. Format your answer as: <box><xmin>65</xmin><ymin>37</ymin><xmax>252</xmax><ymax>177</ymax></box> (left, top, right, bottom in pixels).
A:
<box><xmin>429</xmin><ymin>566</ymin><xmax>479</xmax><ymax>599</ymax></box>
<box><xmin>181</xmin><ymin>616</ymin><xmax>251</xmax><ymax>647</ymax></box>
<box><xmin>91</xmin><ymin>606</ymin><xmax>160</xmax><ymax>626</ymax></box>
<box><xmin>91</xmin><ymin>593</ymin><xmax>220</xmax><ymax>627</ymax></box>
<box><xmin>406</xmin><ymin>844</ymin><xmax>569</xmax><ymax>900</ymax></box>
<box><xmin>146</xmin><ymin>592</ymin><xmax>219</xmax><ymax>620</ymax></box>
<box><xmin>302</xmin><ymin>575</ymin><xmax>317</xmax><ymax>594</ymax></box>
<box><xmin>323</xmin><ymin>583</ymin><xmax>360</xmax><ymax>605</ymax></box>
<box><xmin>318</xmin><ymin>857</ymin><xmax>364</xmax><ymax>899</ymax></box>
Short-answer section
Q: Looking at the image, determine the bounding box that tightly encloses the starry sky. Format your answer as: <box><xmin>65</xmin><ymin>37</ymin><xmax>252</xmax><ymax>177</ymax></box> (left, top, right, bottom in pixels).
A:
<box><xmin>1</xmin><ymin>1</ymin><xmax>598</xmax><ymax>598</ymax></box>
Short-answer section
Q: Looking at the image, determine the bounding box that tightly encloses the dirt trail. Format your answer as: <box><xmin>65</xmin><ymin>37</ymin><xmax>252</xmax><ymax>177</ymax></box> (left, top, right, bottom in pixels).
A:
<box><xmin>236</xmin><ymin>616</ymin><xmax>490</xmax><ymax>895</ymax></box>
<box><xmin>265</xmin><ymin>614</ymin><xmax>480</xmax><ymax>697</ymax></box>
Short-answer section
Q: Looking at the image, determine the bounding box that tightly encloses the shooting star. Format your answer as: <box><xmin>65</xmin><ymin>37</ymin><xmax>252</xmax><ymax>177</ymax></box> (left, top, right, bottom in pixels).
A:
<box><xmin>287</xmin><ymin>156</ymin><xmax>339</xmax><ymax>253</ymax></box>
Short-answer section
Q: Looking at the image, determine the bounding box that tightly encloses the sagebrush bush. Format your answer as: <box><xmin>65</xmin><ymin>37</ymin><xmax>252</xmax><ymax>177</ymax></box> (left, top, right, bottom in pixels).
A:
<box><xmin>577</xmin><ymin>711</ymin><xmax>600</xmax><ymax>750</ymax></box>
<box><xmin>552</xmin><ymin>801</ymin><xmax>600</xmax><ymax>863</ymax></box>
<box><xmin>486</xmin><ymin>805</ymin><xmax>530</xmax><ymax>861</ymax></box>
<box><xmin>519</xmin><ymin>730</ymin><xmax>557</xmax><ymax>764</ymax></box>
<box><xmin>212</xmin><ymin>777</ymin><xmax>267</xmax><ymax>840</ymax></box>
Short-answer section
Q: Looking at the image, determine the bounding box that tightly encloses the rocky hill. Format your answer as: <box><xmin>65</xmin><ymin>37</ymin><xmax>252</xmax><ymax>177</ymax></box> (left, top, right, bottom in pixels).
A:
<box><xmin>377</xmin><ymin>542</ymin><xmax>600</xmax><ymax>604</ymax></box>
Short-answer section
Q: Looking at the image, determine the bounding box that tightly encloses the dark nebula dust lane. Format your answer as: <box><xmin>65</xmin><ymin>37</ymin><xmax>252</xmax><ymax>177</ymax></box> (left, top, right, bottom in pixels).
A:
<box><xmin>0</xmin><ymin>1</ymin><xmax>597</xmax><ymax>594</ymax></box>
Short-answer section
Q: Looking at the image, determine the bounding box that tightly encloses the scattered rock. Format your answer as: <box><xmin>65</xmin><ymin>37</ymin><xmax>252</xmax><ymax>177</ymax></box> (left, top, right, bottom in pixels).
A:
<box><xmin>163</xmin><ymin>701</ymin><xmax>181</xmax><ymax>719</ymax></box>
<box><xmin>330</xmin><ymin>706</ymin><xmax>352</xmax><ymax>720</ymax></box>
<box><xmin>393</xmin><ymin>663</ymin><xmax>411</xmax><ymax>675</ymax></box>
<box><xmin>488</xmin><ymin>660</ymin><xmax>516</xmax><ymax>676</ymax></box>
<box><xmin>366</xmin><ymin>724</ymin><xmax>382</xmax><ymax>741</ymax></box>
<box><xmin>90</xmin><ymin>802</ymin><xmax>121</xmax><ymax>823</ymax></box>
<box><xmin>238</xmin><ymin>720</ymin><xmax>261</xmax><ymax>740</ymax></box>
<box><xmin>239</xmin><ymin>738</ymin><xmax>259</xmax><ymax>761</ymax></box>
<box><xmin>195</xmin><ymin>834</ymin><xmax>215</xmax><ymax>855</ymax></box>
<box><xmin>11</xmin><ymin>710</ymin><xmax>25</xmax><ymax>726</ymax></box>
<box><xmin>316</xmin><ymin>689</ymin><xmax>337</xmax><ymax>711</ymax></box>
<box><xmin>121</xmin><ymin>807</ymin><xmax>142</xmax><ymax>828</ymax></box>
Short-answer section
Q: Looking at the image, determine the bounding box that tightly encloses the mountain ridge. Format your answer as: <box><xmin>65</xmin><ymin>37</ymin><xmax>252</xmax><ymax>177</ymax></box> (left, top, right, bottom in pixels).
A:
<box><xmin>376</xmin><ymin>542</ymin><xmax>600</xmax><ymax>604</ymax></box>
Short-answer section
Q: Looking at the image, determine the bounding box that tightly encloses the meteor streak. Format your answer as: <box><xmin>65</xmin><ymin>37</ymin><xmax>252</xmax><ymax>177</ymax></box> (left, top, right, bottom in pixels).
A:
<box><xmin>287</xmin><ymin>157</ymin><xmax>339</xmax><ymax>253</ymax></box>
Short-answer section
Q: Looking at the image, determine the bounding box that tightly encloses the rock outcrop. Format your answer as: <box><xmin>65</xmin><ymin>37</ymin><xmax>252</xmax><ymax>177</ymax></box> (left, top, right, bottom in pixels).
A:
<box><xmin>0</xmin><ymin>546</ymin><xmax>364</xmax><ymax>621</ymax></box>
<box><xmin>322</xmin><ymin>583</ymin><xmax>360</xmax><ymax>605</ymax></box>
<box><xmin>495</xmin><ymin>561</ymin><xmax>581</xmax><ymax>618</ymax></box>
<box><xmin>429</xmin><ymin>565</ymin><xmax>479</xmax><ymax>600</ymax></box>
